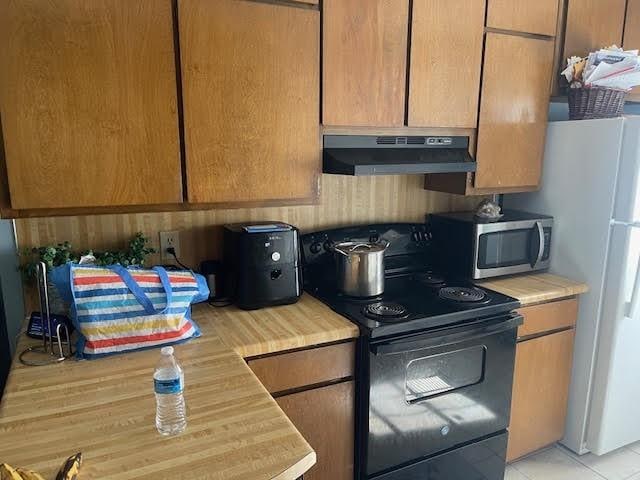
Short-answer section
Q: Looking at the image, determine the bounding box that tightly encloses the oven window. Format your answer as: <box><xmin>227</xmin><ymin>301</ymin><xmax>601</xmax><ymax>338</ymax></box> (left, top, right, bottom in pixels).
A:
<box><xmin>477</xmin><ymin>229</ymin><xmax>531</xmax><ymax>269</ymax></box>
<box><xmin>405</xmin><ymin>346</ymin><xmax>486</xmax><ymax>403</ymax></box>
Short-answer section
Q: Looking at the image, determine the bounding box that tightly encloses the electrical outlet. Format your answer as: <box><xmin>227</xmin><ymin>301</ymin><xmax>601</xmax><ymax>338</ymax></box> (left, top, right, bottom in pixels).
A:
<box><xmin>159</xmin><ymin>230</ymin><xmax>181</xmax><ymax>263</ymax></box>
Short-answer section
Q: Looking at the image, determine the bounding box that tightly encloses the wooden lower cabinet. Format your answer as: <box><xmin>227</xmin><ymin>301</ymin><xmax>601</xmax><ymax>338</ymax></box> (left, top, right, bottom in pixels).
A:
<box><xmin>277</xmin><ymin>381</ymin><xmax>355</xmax><ymax>480</ymax></box>
<box><xmin>507</xmin><ymin>328</ymin><xmax>576</xmax><ymax>462</ymax></box>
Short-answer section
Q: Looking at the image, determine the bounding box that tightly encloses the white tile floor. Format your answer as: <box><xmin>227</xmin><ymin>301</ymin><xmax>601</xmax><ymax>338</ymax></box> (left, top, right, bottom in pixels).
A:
<box><xmin>506</xmin><ymin>443</ymin><xmax>640</xmax><ymax>480</ymax></box>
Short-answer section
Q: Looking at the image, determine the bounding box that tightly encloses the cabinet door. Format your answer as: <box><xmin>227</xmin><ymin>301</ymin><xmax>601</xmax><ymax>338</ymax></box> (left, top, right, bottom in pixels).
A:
<box><xmin>474</xmin><ymin>33</ymin><xmax>554</xmax><ymax>190</ymax></box>
<box><xmin>180</xmin><ymin>0</ymin><xmax>319</xmax><ymax>204</ymax></box>
<box><xmin>276</xmin><ymin>381</ymin><xmax>354</xmax><ymax>480</ymax></box>
<box><xmin>563</xmin><ymin>0</ymin><xmax>626</xmax><ymax>59</ymax></box>
<box><xmin>507</xmin><ymin>329</ymin><xmax>575</xmax><ymax>462</ymax></box>
<box><xmin>624</xmin><ymin>0</ymin><xmax>640</xmax><ymax>102</ymax></box>
<box><xmin>408</xmin><ymin>0</ymin><xmax>485</xmax><ymax>128</ymax></box>
<box><xmin>487</xmin><ymin>0</ymin><xmax>559</xmax><ymax>36</ymax></box>
<box><xmin>322</xmin><ymin>0</ymin><xmax>409</xmax><ymax>127</ymax></box>
<box><xmin>0</xmin><ymin>0</ymin><xmax>182</xmax><ymax>210</ymax></box>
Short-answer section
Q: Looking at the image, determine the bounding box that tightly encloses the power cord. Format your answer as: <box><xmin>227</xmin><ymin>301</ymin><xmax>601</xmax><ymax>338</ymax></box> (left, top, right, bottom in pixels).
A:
<box><xmin>166</xmin><ymin>248</ymin><xmax>233</xmax><ymax>307</ymax></box>
<box><xmin>166</xmin><ymin>247</ymin><xmax>191</xmax><ymax>271</ymax></box>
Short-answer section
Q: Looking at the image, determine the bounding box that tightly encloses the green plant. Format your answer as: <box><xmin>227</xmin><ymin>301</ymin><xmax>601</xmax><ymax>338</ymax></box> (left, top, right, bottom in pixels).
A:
<box><xmin>20</xmin><ymin>241</ymin><xmax>79</xmax><ymax>279</ymax></box>
<box><xmin>20</xmin><ymin>233</ymin><xmax>156</xmax><ymax>279</ymax></box>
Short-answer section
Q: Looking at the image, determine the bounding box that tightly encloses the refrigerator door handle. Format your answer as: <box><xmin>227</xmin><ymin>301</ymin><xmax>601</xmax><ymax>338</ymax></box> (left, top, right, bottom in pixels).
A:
<box><xmin>616</xmin><ymin>220</ymin><xmax>640</xmax><ymax>318</ymax></box>
<box><xmin>611</xmin><ymin>219</ymin><xmax>640</xmax><ymax>228</ymax></box>
<box><xmin>625</xmin><ymin>253</ymin><xmax>640</xmax><ymax>318</ymax></box>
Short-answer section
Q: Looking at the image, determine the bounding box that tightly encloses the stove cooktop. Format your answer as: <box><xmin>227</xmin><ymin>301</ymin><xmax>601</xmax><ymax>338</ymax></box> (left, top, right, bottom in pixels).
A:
<box><xmin>301</xmin><ymin>223</ymin><xmax>520</xmax><ymax>339</ymax></box>
<box><xmin>305</xmin><ymin>271</ymin><xmax>520</xmax><ymax>339</ymax></box>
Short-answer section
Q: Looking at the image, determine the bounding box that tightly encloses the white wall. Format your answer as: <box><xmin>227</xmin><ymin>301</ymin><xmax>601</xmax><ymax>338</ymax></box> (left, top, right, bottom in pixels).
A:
<box><xmin>0</xmin><ymin>219</ymin><xmax>24</xmax><ymax>354</ymax></box>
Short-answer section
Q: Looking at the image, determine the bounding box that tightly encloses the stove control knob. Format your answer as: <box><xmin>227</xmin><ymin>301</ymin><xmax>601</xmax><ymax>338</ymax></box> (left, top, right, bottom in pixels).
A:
<box><xmin>369</xmin><ymin>234</ymin><xmax>380</xmax><ymax>243</ymax></box>
<box><xmin>271</xmin><ymin>251</ymin><xmax>281</xmax><ymax>262</ymax></box>
<box><xmin>440</xmin><ymin>425</ymin><xmax>450</xmax><ymax>436</ymax></box>
<box><xmin>323</xmin><ymin>240</ymin><xmax>333</xmax><ymax>252</ymax></box>
<box><xmin>412</xmin><ymin>232</ymin><xmax>421</xmax><ymax>242</ymax></box>
<box><xmin>309</xmin><ymin>242</ymin><xmax>323</xmax><ymax>254</ymax></box>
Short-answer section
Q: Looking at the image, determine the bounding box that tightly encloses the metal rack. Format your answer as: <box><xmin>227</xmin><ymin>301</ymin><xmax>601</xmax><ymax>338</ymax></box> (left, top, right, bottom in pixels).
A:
<box><xmin>19</xmin><ymin>262</ymin><xmax>72</xmax><ymax>366</ymax></box>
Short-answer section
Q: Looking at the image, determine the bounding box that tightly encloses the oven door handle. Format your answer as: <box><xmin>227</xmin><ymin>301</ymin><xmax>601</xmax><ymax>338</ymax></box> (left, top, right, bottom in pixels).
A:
<box><xmin>371</xmin><ymin>315</ymin><xmax>522</xmax><ymax>356</ymax></box>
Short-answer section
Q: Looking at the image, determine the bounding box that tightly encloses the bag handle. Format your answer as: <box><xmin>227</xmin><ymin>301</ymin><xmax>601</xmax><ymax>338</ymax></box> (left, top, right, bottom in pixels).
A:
<box><xmin>111</xmin><ymin>265</ymin><xmax>173</xmax><ymax>315</ymax></box>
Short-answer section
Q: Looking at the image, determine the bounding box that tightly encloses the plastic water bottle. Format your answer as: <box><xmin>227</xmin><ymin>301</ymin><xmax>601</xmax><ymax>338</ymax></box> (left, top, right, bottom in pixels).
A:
<box><xmin>154</xmin><ymin>346</ymin><xmax>187</xmax><ymax>435</ymax></box>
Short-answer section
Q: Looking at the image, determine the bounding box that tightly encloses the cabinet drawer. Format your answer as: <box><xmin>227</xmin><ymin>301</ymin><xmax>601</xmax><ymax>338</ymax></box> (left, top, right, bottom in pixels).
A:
<box><xmin>248</xmin><ymin>341</ymin><xmax>355</xmax><ymax>394</ymax></box>
<box><xmin>517</xmin><ymin>298</ymin><xmax>578</xmax><ymax>338</ymax></box>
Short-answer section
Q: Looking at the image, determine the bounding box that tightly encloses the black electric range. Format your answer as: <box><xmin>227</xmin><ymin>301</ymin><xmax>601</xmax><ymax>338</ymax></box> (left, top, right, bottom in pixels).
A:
<box><xmin>301</xmin><ymin>223</ymin><xmax>522</xmax><ymax>480</ymax></box>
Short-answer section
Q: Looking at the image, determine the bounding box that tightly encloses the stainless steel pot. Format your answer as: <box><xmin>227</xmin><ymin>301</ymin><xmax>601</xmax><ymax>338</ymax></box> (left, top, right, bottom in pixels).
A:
<box><xmin>333</xmin><ymin>241</ymin><xmax>389</xmax><ymax>297</ymax></box>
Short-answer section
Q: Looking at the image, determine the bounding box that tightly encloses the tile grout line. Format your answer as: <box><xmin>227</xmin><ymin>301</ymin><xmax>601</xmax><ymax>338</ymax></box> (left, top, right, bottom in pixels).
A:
<box><xmin>509</xmin><ymin>463</ymin><xmax>535</xmax><ymax>480</ymax></box>
<box><xmin>509</xmin><ymin>445</ymin><xmax>556</xmax><ymax>480</ymax></box>
<box><xmin>553</xmin><ymin>444</ymin><xmax>615</xmax><ymax>480</ymax></box>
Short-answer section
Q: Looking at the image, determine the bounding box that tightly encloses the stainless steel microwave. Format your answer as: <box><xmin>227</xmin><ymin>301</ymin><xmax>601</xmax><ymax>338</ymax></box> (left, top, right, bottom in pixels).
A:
<box><xmin>428</xmin><ymin>210</ymin><xmax>553</xmax><ymax>279</ymax></box>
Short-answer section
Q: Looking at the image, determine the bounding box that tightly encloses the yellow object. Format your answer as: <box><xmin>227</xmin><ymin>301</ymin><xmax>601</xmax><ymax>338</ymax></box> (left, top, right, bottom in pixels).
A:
<box><xmin>0</xmin><ymin>464</ymin><xmax>23</xmax><ymax>480</ymax></box>
<box><xmin>55</xmin><ymin>453</ymin><xmax>82</xmax><ymax>480</ymax></box>
<box><xmin>15</xmin><ymin>469</ymin><xmax>45</xmax><ymax>480</ymax></box>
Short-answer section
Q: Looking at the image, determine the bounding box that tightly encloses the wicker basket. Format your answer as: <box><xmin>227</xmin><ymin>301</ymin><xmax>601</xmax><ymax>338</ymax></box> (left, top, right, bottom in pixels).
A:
<box><xmin>568</xmin><ymin>86</ymin><xmax>627</xmax><ymax>120</ymax></box>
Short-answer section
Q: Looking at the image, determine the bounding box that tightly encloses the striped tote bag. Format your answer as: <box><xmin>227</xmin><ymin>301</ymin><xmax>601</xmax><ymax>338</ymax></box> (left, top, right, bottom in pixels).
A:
<box><xmin>52</xmin><ymin>264</ymin><xmax>208</xmax><ymax>358</ymax></box>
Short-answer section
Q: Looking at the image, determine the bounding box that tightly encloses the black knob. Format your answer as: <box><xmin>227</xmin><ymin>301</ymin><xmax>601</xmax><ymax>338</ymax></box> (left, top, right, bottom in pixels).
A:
<box><xmin>310</xmin><ymin>242</ymin><xmax>323</xmax><ymax>254</ymax></box>
<box><xmin>270</xmin><ymin>269</ymin><xmax>282</xmax><ymax>280</ymax></box>
<box><xmin>369</xmin><ymin>234</ymin><xmax>380</xmax><ymax>243</ymax></box>
<box><xmin>323</xmin><ymin>240</ymin><xmax>333</xmax><ymax>252</ymax></box>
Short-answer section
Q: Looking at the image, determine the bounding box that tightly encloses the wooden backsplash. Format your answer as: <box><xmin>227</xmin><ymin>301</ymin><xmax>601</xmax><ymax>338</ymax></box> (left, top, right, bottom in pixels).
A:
<box><xmin>15</xmin><ymin>175</ymin><xmax>481</xmax><ymax>269</ymax></box>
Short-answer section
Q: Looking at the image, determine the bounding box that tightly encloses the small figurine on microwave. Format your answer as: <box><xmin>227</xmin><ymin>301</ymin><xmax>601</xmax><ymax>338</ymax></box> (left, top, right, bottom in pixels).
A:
<box><xmin>474</xmin><ymin>199</ymin><xmax>503</xmax><ymax>222</ymax></box>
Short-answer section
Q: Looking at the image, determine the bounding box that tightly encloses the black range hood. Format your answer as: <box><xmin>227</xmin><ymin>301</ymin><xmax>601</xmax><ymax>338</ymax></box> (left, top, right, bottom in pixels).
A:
<box><xmin>322</xmin><ymin>135</ymin><xmax>476</xmax><ymax>176</ymax></box>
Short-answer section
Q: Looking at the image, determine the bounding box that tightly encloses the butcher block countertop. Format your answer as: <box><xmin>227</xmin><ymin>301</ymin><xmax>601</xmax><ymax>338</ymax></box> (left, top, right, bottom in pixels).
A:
<box><xmin>477</xmin><ymin>273</ymin><xmax>589</xmax><ymax>306</ymax></box>
<box><xmin>0</xmin><ymin>293</ymin><xmax>359</xmax><ymax>480</ymax></box>
<box><xmin>197</xmin><ymin>294</ymin><xmax>359</xmax><ymax>358</ymax></box>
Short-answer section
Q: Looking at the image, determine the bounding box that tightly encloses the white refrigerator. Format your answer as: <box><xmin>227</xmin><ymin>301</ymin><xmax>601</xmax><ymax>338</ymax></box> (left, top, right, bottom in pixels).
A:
<box><xmin>505</xmin><ymin>116</ymin><xmax>640</xmax><ymax>456</ymax></box>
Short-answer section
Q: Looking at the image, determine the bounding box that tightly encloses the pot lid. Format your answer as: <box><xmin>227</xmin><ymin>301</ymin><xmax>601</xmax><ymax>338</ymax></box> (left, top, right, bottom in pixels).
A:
<box><xmin>334</xmin><ymin>241</ymin><xmax>387</xmax><ymax>254</ymax></box>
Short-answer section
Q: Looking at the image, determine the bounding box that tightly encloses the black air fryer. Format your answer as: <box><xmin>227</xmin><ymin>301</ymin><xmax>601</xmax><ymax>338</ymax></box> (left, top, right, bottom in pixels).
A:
<box><xmin>223</xmin><ymin>222</ymin><xmax>302</xmax><ymax>310</ymax></box>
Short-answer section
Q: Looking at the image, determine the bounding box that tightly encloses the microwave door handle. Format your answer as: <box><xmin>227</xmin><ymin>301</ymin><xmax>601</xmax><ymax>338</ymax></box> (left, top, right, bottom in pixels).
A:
<box><xmin>536</xmin><ymin>221</ymin><xmax>545</xmax><ymax>265</ymax></box>
<box><xmin>529</xmin><ymin>221</ymin><xmax>544</xmax><ymax>268</ymax></box>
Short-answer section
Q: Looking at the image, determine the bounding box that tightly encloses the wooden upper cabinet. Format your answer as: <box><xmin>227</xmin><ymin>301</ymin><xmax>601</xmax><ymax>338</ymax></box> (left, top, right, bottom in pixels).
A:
<box><xmin>408</xmin><ymin>0</ymin><xmax>485</xmax><ymax>128</ymax></box>
<box><xmin>624</xmin><ymin>0</ymin><xmax>640</xmax><ymax>102</ymax></box>
<box><xmin>487</xmin><ymin>0</ymin><xmax>559</xmax><ymax>36</ymax></box>
<box><xmin>563</xmin><ymin>0</ymin><xmax>626</xmax><ymax>60</ymax></box>
<box><xmin>180</xmin><ymin>0</ymin><xmax>319</xmax><ymax>204</ymax></box>
<box><xmin>0</xmin><ymin>0</ymin><xmax>182</xmax><ymax>210</ymax></box>
<box><xmin>474</xmin><ymin>33</ymin><xmax>554</xmax><ymax>190</ymax></box>
<box><xmin>322</xmin><ymin>0</ymin><xmax>409</xmax><ymax>127</ymax></box>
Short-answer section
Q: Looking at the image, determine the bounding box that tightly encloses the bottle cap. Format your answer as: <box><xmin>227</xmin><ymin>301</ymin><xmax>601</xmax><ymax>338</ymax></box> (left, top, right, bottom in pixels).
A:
<box><xmin>161</xmin><ymin>346</ymin><xmax>174</xmax><ymax>356</ymax></box>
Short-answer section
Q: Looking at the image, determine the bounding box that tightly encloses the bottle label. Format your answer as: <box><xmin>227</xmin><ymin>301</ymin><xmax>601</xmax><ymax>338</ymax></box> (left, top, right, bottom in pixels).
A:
<box><xmin>154</xmin><ymin>377</ymin><xmax>183</xmax><ymax>395</ymax></box>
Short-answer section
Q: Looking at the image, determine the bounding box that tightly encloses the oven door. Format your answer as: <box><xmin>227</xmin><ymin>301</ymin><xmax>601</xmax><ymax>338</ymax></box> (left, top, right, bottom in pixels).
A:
<box><xmin>360</xmin><ymin>314</ymin><xmax>520</xmax><ymax>477</ymax></box>
<box><xmin>473</xmin><ymin>219</ymin><xmax>552</xmax><ymax>279</ymax></box>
